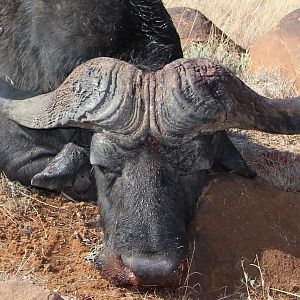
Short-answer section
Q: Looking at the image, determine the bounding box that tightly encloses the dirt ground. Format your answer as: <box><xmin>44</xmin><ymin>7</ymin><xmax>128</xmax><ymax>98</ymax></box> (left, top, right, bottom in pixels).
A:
<box><xmin>0</xmin><ymin>172</ymin><xmax>300</xmax><ymax>299</ymax></box>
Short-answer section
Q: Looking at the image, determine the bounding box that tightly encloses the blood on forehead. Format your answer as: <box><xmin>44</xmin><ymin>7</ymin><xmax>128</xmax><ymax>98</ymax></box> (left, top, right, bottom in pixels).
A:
<box><xmin>147</xmin><ymin>135</ymin><xmax>160</xmax><ymax>152</ymax></box>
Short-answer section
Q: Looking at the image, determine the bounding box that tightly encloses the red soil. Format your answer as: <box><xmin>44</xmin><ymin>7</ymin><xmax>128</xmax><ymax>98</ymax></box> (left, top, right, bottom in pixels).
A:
<box><xmin>0</xmin><ymin>174</ymin><xmax>299</xmax><ymax>299</ymax></box>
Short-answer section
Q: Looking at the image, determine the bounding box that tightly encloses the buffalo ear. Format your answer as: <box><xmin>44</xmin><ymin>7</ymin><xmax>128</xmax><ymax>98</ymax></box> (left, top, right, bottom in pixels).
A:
<box><xmin>31</xmin><ymin>143</ymin><xmax>90</xmax><ymax>191</ymax></box>
<box><xmin>212</xmin><ymin>131</ymin><xmax>256</xmax><ymax>178</ymax></box>
<box><xmin>162</xmin><ymin>135</ymin><xmax>214</xmax><ymax>175</ymax></box>
<box><xmin>177</xmin><ymin>135</ymin><xmax>213</xmax><ymax>174</ymax></box>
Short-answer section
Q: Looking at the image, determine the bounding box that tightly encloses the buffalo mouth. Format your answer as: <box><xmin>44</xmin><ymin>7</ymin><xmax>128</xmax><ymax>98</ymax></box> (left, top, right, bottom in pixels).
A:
<box><xmin>93</xmin><ymin>251</ymin><xmax>188</xmax><ymax>287</ymax></box>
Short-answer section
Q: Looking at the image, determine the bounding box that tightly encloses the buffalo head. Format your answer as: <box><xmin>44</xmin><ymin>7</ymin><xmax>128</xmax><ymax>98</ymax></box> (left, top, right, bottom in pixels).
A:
<box><xmin>1</xmin><ymin>57</ymin><xmax>300</xmax><ymax>286</ymax></box>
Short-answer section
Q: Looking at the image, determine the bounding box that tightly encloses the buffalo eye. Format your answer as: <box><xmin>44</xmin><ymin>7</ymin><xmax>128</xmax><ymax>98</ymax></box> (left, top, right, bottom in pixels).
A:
<box><xmin>97</xmin><ymin>165</ymin><xmax>121</xmax><ymax>177</ymax></box>
<box><xmin>94</xmin><ymin>166</ymin><xmax>119</xmax><ymax>198</ymax></box>
<box><xmin>90</xmin><ymin>134</ymin><xmax>124</xmax><ymax>174</ymax></box>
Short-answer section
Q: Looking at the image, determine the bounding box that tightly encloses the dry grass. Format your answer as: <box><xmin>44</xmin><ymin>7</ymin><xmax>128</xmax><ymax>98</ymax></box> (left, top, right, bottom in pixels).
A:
<box><xmin>164</xmin><ymin>0</ymin><xmax>300</xmax><ymax>48</ymax></box>
<box><xmin>184</xmin><ymin>39</ymin><xmax>251</xmax><ymax>76</ymax></box>
<box><xmin>182</xmin><ymin>35</ymin><xmax>298</xmax><ymax>98</ymax></box>
<box><xmin>253</xmin><ymin>153</ymin><xmax>300</xmax><ymax>192</ymax></box>
<box><xmin>239</xmin><ymin>257</ymin><xmax>300</xmax><ymax>300</ymax></box>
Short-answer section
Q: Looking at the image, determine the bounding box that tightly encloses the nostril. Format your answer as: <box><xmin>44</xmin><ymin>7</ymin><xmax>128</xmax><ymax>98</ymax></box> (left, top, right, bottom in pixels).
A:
<box><xmin>121</xmin><ymin>254</ymin><xmax>181</xmax><ymax>285</ymax></box>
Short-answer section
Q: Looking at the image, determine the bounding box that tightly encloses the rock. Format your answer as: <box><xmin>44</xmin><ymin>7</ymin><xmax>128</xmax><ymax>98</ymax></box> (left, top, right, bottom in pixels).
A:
<box><xmin>168</xmin><ymin>6</ymin><xmax>245</xmax><ymax>52</ymax></box>
<box><xmin>188</xmin><ymin>174</ymin><xmax>300</xmax><ymax>299</ymax></box>
<box><xmin>249</xmin><ymin>9</ymin><xmax>300</xmax><ymax>93</ymax></box>
<box><xmin>0</xmin><ymin>281</ymin><xmax>63</xmax><ymax>300</ymax></box>
<box><xmin>48</xmin><ymin>292</ymin><xmax>65</xmax><ymax>300</ymax></box>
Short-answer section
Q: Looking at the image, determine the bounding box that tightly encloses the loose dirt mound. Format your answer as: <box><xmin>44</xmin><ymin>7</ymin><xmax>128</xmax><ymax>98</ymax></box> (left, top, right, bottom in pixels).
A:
<box><xmin>0</xmin><ymin>174</ymin><xmax>300</xmax><ymax>299</ymax></box>
<box><xmin>188</xmin><ymin>174</ymin><xmax>300</xmax><ymax>299</ymax></box>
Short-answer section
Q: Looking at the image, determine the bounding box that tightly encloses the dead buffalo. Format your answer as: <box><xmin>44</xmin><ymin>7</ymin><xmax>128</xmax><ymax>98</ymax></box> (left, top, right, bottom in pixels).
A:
<box><xmin>1</xmin><ymin>56</ymin><xmax>300</xmax><ymax>286</ymax></box>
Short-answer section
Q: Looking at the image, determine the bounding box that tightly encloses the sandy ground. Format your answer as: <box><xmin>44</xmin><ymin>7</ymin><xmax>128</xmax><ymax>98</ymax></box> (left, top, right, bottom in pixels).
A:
<box><xmin>0</xmin><ymin>172</ymin><xmax>300</xmax><ymax>300</ymax></box>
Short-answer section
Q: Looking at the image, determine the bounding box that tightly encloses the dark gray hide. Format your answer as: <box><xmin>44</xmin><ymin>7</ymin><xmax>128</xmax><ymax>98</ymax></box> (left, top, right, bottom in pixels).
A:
<box><xmin>1</xmin><ymin>57</ymin><xmax>300</xmax><ymax>286</ymax></box>
<box><xmin>0</xmin><ymin>0</ymin><xmax>182</xmax><ymax>92</ymax></box>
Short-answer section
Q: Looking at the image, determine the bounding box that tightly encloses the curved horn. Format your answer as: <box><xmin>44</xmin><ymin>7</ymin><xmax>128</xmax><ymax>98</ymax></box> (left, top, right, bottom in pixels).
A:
<box><xmin>155</xmin><ymin>58</ymin><xmax>300</xmax><ymax>138</ymax></box>
<box><xmin>0</xmin><ymin>58</ymin><xmax>147</xmax><ymax>139</ymax></box>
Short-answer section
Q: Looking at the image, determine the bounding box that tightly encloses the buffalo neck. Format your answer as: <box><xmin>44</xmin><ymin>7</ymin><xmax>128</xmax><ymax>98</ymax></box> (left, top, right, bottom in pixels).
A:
<box><xmin>127</xmin><ymin>0</ymin><xmax>183</xmax><ymax>70</ymax></box>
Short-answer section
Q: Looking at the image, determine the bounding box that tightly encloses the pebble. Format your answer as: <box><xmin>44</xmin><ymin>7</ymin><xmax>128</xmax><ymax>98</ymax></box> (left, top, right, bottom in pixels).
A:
<box><xmin>48</xmin><ymin>292</ymin><xmax>64</xmax><ymax>300</ymax></box>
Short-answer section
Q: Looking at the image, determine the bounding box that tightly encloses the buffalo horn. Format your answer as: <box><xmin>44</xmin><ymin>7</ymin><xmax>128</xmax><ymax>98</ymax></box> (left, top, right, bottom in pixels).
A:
<box><xmin>1</xmin><ymin>57</ymin><xmax>300</xmax><ymax>141</ymax></box>
<box><xmin>156</xmin><ymin>58</ymin><xmax>300</xmax><ymax>138</ymax></box>
<box><xmin>0</xmin><ymin>58</ymin><xmax>147</xmax><ymax>140</ymax></box>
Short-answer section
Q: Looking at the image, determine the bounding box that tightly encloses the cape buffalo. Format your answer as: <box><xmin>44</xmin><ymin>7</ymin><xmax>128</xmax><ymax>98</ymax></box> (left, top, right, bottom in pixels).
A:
<box><xmin>1</xmin><ymin>0</ymin><xmax>300</xmax><ymax>287</ymax></box>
